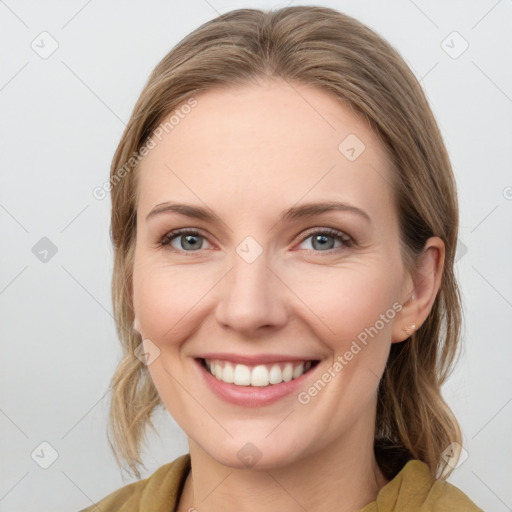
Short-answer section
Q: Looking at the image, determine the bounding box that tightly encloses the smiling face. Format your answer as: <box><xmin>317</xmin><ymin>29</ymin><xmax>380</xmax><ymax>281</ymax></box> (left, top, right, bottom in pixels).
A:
<box><xmin>132</xmin><ymin>78</ymin><xmax>413</xmax><ymax>470</ymax></box>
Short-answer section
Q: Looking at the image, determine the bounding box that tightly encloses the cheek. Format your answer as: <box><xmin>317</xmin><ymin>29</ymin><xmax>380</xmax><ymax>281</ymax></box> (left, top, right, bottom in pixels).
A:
<box><xmin>296</xmin><ymin>268</ymin><xmax>399</xmax><ymax>405</ymax></box>
<box><xmin>288</xmin><ymin>262</ymin><xmax>400</xmax><ymax>344</ymax></box>
<box><xmin>132</xmin><ymin>260</ymin><xmax>215</xmax><ymax>343</ymax></box>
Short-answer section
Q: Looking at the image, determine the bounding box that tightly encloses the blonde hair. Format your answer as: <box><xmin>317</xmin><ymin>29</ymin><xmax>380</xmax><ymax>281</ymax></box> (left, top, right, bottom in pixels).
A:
<box><xmin>106</xmin><ymin>6</ymin><xmax>463</xmax><ymax>481</ymax></box>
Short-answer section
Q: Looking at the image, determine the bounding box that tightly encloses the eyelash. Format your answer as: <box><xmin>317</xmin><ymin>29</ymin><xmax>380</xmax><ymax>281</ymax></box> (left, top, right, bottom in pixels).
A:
<box><xmin>159</xmin><ymin>227</ymin><xmax>355</xmax><ymax>256</ymax></box>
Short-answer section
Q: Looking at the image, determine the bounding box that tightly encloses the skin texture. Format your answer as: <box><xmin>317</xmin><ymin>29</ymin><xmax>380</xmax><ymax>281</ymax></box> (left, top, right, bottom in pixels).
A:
<box><xmin>132</xmin><ymin>78</ymin><xmax>444</xmax><ymax>512</ymax></box>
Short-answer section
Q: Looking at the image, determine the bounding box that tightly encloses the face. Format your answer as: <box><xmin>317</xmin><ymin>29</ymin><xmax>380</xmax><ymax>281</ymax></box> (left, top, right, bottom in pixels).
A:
<box><xmin>132</xmin><ymin>78</ymin><xmax>413</xmax><ymax>470</ymax></box>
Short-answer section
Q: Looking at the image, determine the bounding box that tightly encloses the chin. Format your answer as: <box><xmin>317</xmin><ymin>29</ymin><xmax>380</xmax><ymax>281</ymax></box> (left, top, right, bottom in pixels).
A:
<box><xmin>196</xmin><ymin>434</ymin><xmax>309</xmax><ymax>471</ymax></box>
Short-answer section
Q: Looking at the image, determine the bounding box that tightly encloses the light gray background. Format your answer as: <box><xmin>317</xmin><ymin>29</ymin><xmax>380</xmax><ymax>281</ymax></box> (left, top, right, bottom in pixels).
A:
<box><xmin>0</xmin><ymin>1</ymin><xmax>511</xmax><ymax>511</ymax></box>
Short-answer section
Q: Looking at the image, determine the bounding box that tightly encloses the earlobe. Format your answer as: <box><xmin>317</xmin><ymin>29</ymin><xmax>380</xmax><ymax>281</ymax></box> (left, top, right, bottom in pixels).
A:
<box><xmin>391</xmin><ymin>301</ymin><xmax>417</xmax><ymax>344</ymax></box>
<box><xmin>392</xmin><ymin>319</ymin><xmax>417</xmax><ymax>344</ymax></box>
<box><xmin>402</xmin><ymin>322</ymin><xmax>416</xmax><ymax>336</ymax></box>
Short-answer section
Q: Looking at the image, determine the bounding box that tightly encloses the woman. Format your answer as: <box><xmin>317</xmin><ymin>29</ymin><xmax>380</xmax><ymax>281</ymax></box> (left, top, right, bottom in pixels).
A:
<box><xmin>81</xmin><ymin>6</ymin><xmax>483</xmax><ymax>511</ymax></box>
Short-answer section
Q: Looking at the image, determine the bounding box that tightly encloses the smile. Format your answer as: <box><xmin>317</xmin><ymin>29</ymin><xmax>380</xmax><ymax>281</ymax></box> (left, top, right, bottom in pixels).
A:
<box><xmin>201</xmin><ymin>358</ymin><xmax>319</xmax><ymax>387</ymax></box>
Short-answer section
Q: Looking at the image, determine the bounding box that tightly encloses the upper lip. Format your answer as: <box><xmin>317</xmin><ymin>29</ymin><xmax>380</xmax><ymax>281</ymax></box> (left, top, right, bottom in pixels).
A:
<box><xmin>195</xmin><ymin>353</ymin><xmax>321</xmax><ymax>365</ymax></box>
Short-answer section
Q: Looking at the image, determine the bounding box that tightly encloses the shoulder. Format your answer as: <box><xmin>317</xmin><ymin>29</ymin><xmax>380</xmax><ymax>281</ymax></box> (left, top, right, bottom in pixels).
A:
<box><xmin>361</xmin><ymin>459</ymin><xmax>484</xmax><ymax>511</ymax></box>
<box><xmin>425</xmin><ymin>470</ymin><xmax>484</xmax><ymax>511</ymax></box>
<box><xmin>78</xmin><ymin>453</ymin><xmax>191</xmax><ymax>512</ymax></box>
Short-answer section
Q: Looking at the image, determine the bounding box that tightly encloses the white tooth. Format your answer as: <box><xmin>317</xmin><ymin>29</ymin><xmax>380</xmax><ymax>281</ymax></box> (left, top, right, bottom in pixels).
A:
<box><xmin>292</xmin><ymin>362</ymin><xmax>305</xmax><ymax>379</ymax></box>
<box><xmin>234</xmin><ymin>364</ymin><xmax>251</xmax><ymax>385</ymax></box>
<box><xmin>223</xmin><ymin>362</ymin><xmax>234</xmax><ymax>383</ymax></box>
<box><xmin>214</xmin><ymin>361</ymin><xmax>223</xmax><ymax>380</ymax></box>
<box><xmin>207</xmin><ymin>359</ymin><xmax>312</xmax><ymax>386</ymax></box>
<box><xmin>251</xmin><ymin>365</ymin><xmax>269</xmax><ymax>387</ymax></box>
<box><xmin>268</xmin><ymin>364</ymin><xmax>283</xmax><ymax>384</ymax></box>
<box><xmin>282</xmin><ymin>363</ymin><xmax>293</xmax><ymax>382</ymax></box>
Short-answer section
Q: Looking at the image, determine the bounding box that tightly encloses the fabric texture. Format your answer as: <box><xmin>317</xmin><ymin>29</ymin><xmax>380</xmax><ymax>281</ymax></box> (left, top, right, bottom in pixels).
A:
<box><xmin>79</xmin><ymin>454</ymin><xmax>483</xmax><ymax>511</ymax></box>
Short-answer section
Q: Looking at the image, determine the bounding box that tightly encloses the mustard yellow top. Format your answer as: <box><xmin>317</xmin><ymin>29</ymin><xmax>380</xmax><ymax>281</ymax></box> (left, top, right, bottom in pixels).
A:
<box><xmin>79</xmin><ymin>454</ymin><xmax>483</xmax><ymax>511</ymax></box>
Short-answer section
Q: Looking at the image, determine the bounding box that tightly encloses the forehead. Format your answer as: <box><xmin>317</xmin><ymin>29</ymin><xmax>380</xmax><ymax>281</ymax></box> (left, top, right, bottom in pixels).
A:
<box><xmin>136</xmin><ymin>79</ymin><xmax>395</xmax><ymax>226</ymax></box>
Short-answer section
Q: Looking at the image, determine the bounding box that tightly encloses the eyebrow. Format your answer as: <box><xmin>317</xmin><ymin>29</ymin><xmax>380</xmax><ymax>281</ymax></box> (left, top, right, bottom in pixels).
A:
<box><xmin>146</xmin><ymin>200</ymin><xmax>372</xmax><ymax>225</ymax></box>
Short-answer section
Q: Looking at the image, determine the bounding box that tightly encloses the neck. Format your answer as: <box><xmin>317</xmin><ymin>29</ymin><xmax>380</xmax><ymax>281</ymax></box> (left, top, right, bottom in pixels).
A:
<box><xmin>178</xmin><ymin>416</ymin><xmax>389</xmax><ymax>512</ymax></box>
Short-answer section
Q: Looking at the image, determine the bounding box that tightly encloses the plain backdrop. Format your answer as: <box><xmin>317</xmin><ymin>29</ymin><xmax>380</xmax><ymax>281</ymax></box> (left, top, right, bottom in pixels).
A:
<box><xmin>0</xmin><ymin>1</ymin><xmax>511</xmax><ymax>511</ymax></box>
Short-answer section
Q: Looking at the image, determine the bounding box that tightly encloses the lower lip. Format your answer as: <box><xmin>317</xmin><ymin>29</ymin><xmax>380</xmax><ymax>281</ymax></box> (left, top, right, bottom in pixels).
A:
<box><xmin>195</xmin><ymin>359</ymin><xmax>318</xmax><ymax>407</ymax></box>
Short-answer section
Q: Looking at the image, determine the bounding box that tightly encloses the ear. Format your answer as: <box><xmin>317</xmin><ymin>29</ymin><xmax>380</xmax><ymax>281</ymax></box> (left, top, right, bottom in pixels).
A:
<box><xmin>392</xmin><ymin>236</ymin><xmax>445</xmax><ymax>343</ymax></box>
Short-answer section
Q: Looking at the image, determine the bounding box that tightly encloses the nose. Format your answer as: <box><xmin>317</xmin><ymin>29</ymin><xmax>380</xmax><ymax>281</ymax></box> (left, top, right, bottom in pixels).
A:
<box><xmin>215</xmin><ymin>247</ymin><xmax>288</xmax><ymax>336</ymax></box>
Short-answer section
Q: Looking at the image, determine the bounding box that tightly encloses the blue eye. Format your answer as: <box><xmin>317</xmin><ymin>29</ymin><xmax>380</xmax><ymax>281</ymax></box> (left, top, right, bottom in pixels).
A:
<box><xmin>160</xmin><ymin>227</ymin><xmax>353</xmax><ymax>254</ymax></box>
<box><xmin>161</xmin><ymin>229</ymin><xmax>211</xmax><ymax>252</ymax></box>
<box><xmin>297</xmin><ymin>228</ymin><xmax>353</xmax><ymax>253</ymax></box>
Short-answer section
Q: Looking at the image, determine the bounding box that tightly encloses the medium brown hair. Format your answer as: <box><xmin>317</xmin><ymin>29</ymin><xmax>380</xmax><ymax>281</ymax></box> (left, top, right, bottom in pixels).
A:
<box><xmin>106</xmin><ymin>6</ymin><xmax>464</xmax><ymax>481</ymax></box>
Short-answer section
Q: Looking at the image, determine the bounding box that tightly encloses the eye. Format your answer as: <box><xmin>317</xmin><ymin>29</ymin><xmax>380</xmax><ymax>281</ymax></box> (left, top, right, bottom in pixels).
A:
<box><xmin>160</xmin><ymin>229</ymin><xmax>213</xmax><ymax>252</ymax></box>
<box><xmin>160</xmin><ymin>227</ymin><xmax>354</xmax><ymax>254</ymax></box>
<box><xmin>297</xmin><ymin>228</ymin><xmax>353</xmax><ymax>253</ymax></box>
